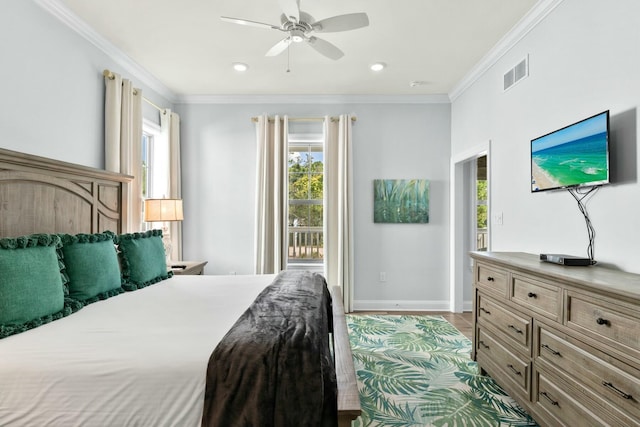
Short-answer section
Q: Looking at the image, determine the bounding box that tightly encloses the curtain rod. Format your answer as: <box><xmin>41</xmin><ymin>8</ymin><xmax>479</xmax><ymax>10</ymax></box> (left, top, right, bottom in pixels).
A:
<box><xmin>102</xmin><ymin>70</ymin><xmax>166</xmax><ymax>114</ymax></box>
<box><xmin>250</xmin><ymin>116</ymin><xmax>357</xmax><ymax>123</ymax></box>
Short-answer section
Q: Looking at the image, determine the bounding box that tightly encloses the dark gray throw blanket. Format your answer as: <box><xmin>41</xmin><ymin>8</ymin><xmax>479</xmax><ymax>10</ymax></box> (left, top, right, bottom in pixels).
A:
<box><xmin>201</xmin><ymin>271</ymin><xmax>337</xmax><ymax>427</ymax></box>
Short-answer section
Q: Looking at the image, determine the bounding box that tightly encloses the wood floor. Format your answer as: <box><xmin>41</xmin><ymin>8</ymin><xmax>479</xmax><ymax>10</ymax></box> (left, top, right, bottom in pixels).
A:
<box><xmin>351</xmin><ymin>311</ymin><xmax>474</xmax><ymax>340</ymax></box>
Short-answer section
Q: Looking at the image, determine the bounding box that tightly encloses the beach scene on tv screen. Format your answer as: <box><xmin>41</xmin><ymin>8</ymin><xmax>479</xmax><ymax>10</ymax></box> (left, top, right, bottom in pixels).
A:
<box><xmin>531</xmin><ymin>113</ymin><xmax>608</xmax><ymax>191</ymax></box>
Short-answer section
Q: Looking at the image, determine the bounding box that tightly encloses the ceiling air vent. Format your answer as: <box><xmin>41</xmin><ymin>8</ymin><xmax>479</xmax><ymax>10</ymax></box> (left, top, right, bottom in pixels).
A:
<box><xmin>503</xmin><ymin>56</ymin><xmax>529</xmax><ymax>92</ymax></box>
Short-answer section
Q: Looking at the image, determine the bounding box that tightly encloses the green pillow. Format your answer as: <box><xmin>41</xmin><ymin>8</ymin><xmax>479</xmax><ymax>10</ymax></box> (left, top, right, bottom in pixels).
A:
<box><xmin>116</xmin><ymin>229</ymin><xmax>172</xmax><ymax>291</ymax></box>
<box><xmin>0</xmin><ymin>234</ymin><xmax>83</xmax><ymax>339</ymax></box>
<box><xmin>59</xmin><ymin>231</ymin><xmax>123</xmax><ymax>304</ymax></box>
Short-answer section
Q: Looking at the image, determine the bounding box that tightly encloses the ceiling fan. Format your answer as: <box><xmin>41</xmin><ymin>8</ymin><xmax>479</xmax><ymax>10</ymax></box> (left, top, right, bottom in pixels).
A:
<box><xmin>220</xmin><ymin>0</ymin><xmax>369</xmax><ymax>60</ymax></box>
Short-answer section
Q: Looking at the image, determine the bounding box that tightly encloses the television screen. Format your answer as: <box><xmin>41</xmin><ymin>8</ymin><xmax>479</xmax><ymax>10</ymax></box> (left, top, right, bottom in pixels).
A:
<box><xmin>531</xmin><ymin>110</ymin><xmax>610</xmax><ymax>192</ymax></box>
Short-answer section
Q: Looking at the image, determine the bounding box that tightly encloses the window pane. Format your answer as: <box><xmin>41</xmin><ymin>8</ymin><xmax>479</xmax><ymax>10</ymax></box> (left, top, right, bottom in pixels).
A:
<box><xmin>289</xmin><ymin>204</ymin><xmax>309</xmax><ymax>227</ymax></box>
<box><xmin>141</xmin><ymin>133</ymin><xmax>151</xmax><ymax>198</ymax></box>
<box><xmin>477</xmin><ymin>179</ymin><xmax>487</xmax><ymax>201</ymax></box>
<box><xmin>288</xmin><ymin>203</ymin><xmax>323</xmax><ymax>262</ymax></box>
<box><xmin>288</xmin><ymin>151</ymin><xmax>309</xmax><ymax>172</ymax></box>
<box><xmin>309</xmin><ymin>205</ymin><xmax>323</xmax><ymax>227</ymax></box>
<box><xmin>309</xmin><ymin>173</ymin><xmax>323</xmax><ymax>200</ymax></box>
<box><xmin>288</xmin><ymin>229</ymin><xmax>324</xmax><ymax>261</ymax></box>
<box><xmin>477</xmin><ymin>205</ymin><xmax>487</xmax><ymax>229</ymax></box>
<box><xmin>289</xmin><ymin>173</ymin><xmax>309</xmax><ymax>199</ymax></box>
<box><xmin>309</xmin><ymin>150</ymin><xmax>323</xmax><ymax>170</ymax></box>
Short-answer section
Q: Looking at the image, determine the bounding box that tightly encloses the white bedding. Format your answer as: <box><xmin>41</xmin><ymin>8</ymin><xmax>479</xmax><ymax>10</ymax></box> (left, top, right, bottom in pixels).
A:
<box><xmin>0</xmin><ymin>274</ymin><xmax>275</xmax><ymax>427</ymax></box>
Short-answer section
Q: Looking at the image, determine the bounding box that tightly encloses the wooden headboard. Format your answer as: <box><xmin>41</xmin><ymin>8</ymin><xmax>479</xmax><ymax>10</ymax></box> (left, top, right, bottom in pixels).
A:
<box><xmin>0</xmin><ymin>148</ymin><xmax>132</xmax><ymax>238</ymax></box>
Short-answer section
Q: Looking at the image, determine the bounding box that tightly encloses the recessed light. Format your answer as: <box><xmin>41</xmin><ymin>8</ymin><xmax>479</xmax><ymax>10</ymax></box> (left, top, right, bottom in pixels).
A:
<box><xmin>370</xmin><ymin>62</ymin><xmax>386</xmax><ymax>72</ymax></box>
<box><xmin>233</xmin><ymin>62</ymin><xmax>248</xmax><ymax>72</ymax></box>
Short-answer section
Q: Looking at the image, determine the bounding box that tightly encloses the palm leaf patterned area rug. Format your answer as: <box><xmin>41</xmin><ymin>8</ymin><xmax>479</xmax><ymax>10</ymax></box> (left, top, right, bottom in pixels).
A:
<box><xmin>345</xmin><ymin>314</ymin><xmax>538</xmax><ymax>427</ymax></box>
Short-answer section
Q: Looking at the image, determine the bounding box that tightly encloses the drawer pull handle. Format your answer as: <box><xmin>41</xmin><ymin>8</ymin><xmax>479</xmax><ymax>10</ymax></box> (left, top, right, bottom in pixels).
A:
<box><xmin>596</xmin><ymin>317</ymin><xmax>610</xmax><ymax>326</ymax></box>
<box><xmin>479</xmin><ymin>307</ymin><xmax>491</xmax><ymax>315</ymax></box>
<box><xmin>527</xmin><ymin>292</ymin><xmax>537</xmax><ymax>298</ymax></box>
<box><xmin>541</xmin><ymin>344</ymin><xmax>561</xmax><ymax>356</ymax></box>
<box><xmin>602</xmin><ymin>381</ymin><xmax>632</xmax><ymax>400</ymax></box>
<box><xmin>478</xmin><ymin>340</ymin><xmax>490</xmax><ymax>349</ymax></box>
<box><xmin>540</xmin><ymin>391</ymin><xmax>559</xmax><ymax>406</ymax></box>
<box><xmin>487</xmin><ymin>276</ymin><xmax>495</xmax><ymax>282</ymax></box>
<box><xmin>508</xmin><ymin>324</ymin><xmax>523</xmax><ymax>334</ymax></box>
<box><xmin>507</xmin><ymin>364</ymin><xmax>522</xmax><ymax>377</ymax></box>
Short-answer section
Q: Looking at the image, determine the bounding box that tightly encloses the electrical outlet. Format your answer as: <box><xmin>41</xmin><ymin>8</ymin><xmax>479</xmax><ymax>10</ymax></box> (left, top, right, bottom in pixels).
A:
<box><xmin>379</xmin><ymin>272</ymin><xmax>387</xmax><ymax>282</ymax></box>
<box><xmin>493</xmin><ymin>212</ymin><xmax>504</xmax><ymax>225</ymax></box>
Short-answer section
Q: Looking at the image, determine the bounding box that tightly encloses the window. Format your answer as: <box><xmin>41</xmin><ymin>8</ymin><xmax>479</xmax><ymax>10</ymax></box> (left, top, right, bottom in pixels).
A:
<box><xmin>141</xmin><ymin>131</ymin><xmax>153</xmax><ymax>199</ymax></box>
<box><xmin>287</xmin><ymin>127</ymin><xmax>324</xmax><ymax>268</ymax></box>
<box><xmin>141</xmin><ymin>120</ymin><xmax>165</xmax><ymax>230</ymax></box>
<box><xmin>475</xmin><ymin>155</ymin><xmax>488</xmax><ymax>251</ymax></box>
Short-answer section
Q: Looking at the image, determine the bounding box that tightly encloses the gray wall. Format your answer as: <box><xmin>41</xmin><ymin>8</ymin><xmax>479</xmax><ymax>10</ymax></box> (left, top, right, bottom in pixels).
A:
<box><xmin>176</xmin><ymin>102</ymin><xmax>452</xmax><ymax>310</ymax></box>
<box><xmin>452</xmin><ymin>0</ymin><xmax>640</xmax><ymax>273</ymax></box>
<box><xmin>1</xmin><ymin>1</ymin><xmax>453</xmax><ymax>310</ymax></box>
<box><xmin>0</xmin><ymin>0</ymin><xmax>172</xmax><ymax>169</ymax></box>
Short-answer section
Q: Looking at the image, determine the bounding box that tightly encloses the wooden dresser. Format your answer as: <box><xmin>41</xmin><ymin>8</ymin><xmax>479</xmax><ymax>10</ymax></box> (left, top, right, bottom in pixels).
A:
<box><xmin>470</xmin><ymin>252</ymin><xmax>640</xmax><ymax>426</ymax></box>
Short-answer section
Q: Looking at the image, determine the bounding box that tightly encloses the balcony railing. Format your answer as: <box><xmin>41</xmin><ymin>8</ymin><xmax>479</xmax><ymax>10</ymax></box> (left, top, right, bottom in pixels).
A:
<box><xmin>288</xmin><ymin>226</ymin><xmax>323</xmax><ymax>262</ymax></box>
<box><xmin>477</xmin><ymin>228</ymin><xmax>488</xmax><ymax>251</ymax></box>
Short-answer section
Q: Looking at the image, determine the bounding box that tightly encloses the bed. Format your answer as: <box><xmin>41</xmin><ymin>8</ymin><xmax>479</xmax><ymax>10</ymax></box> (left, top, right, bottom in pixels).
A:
<box><xmin>0</xmin><ymin>147</ymin><xmax>360</xmax><ymax>427</ymax></box>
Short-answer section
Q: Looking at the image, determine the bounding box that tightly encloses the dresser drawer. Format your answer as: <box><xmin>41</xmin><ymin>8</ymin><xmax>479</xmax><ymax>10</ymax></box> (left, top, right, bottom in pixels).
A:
<box><xmin>536</xmin><ymin>324</ymin><xmax>640</xmax><ymax>421</ymax></box>
<box><xmin>533</xmin><ymin>370</ymin><xmax>611</xmax><ymax>427</ymax></box>
<box><xmin>475</xmin><ymin>263</ymin><xmax>509</xmax><ymax>297</ymax></box>
<box><xmin>566</xmin><ymin>290</ymin><xmax>640</xmax><ymax>360</ymax></box>
<box><xmin>511</xmin><ymin>273</ymin><xmax>562</xmax><ymax>321</ymax></box>
<box><xmin>477</xmin><ymin>327</ymin><xmax>530</xmax><ymax>396</ymax></box>
<box><xmin>477</xmin><ymin>293</ymin><xmax>531</xmax><ymax>355</ymax></box>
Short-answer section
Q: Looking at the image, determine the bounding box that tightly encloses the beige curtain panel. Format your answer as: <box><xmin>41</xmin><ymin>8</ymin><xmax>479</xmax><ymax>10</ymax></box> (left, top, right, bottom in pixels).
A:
<box><xmin>324</xmin><ymin>114</ymin><xmax>355</xmax><ymax>312</ymax></box>
<box><xmin>104</xmin><ymin>71</ymin><xmax>143</xmax><ymax>232</ymax></box>
<box><xmin>163</xmin><ymin>109</ymin><xmax>183</xmax><ymax>261</ymax></box>
<box><xmin>254</xmin><ymin>114</ymin><xmax>288</xmax><ymax>274</ymax></box>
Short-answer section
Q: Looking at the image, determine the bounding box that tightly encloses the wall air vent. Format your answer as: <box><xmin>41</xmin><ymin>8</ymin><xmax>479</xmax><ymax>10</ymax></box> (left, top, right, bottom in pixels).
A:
<box><xmin>503</xmin><ymin>56</ymin><xmax>529</xmax><ymax>92</ymax></box>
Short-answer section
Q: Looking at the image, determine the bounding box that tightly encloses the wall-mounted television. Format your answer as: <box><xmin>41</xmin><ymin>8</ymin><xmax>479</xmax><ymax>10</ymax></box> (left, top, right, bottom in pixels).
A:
<box><xmin>531</xmin><ymin>110</ymin><xmax>610</xmax><ymax>192</ymax></box>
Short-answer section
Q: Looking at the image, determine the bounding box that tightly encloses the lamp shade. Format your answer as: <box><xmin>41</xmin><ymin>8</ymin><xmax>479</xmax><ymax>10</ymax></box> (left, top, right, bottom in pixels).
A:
<box><xmin>144</xmin><ymin>199</ymin><xmax>184</xmax><ymax>222</ymax></box>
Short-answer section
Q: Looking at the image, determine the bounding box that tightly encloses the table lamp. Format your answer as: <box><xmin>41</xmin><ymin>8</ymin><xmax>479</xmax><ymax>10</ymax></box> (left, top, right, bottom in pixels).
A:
<box><xmin>144</xmin><ymin>198</ymin><xmax>184</xmax><ymax>262</ymax></box>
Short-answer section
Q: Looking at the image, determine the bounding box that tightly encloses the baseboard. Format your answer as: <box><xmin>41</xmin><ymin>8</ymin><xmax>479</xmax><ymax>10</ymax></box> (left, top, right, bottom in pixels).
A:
<box><xmin>353</xmin><ymin>299</ymin><xmax>450</xmax><ymax>312</ymax></box>
<box><xmin>353</xmin><ymin>299</ymin><xmax>474</xmax><ymax>312</ymax></box>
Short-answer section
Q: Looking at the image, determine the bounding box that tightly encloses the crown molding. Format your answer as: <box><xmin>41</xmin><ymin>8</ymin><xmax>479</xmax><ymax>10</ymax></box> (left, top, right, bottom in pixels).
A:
<box><xmin>176</xmin><ymin>94</ymin><xmax>451</xmax><ymax>105</ymax></box>
<box><xmin>33</xmin><ymin>0</ymin><xmax>449</xmax><ymax>106</ymax></box>
<box><xmin>448</xmin><ymin>0</ymin><xmax>564</xmax><ymax>102</ymax></box>
<box><xmin>35</xmin><ymin>0</ymin><xmax>177</xmax><ymax>103</ymax></box>
<box><xmin>36</xmin><ymin>0</ymin><xmax>557</xmax><ymax>106</ymax></box>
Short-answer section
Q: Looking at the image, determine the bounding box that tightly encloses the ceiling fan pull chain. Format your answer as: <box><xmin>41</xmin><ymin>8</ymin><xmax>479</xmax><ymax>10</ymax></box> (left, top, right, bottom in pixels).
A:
<box><xmin>286</xmin><ymin>41</ymin><xmax>291</xmax><ymax>73</ymax></box>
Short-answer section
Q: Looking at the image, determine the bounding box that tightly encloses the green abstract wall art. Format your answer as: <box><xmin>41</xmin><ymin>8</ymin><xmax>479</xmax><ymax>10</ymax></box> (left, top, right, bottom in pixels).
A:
<box><xmin>373</xmin><ymin>179</ymin><xmax>429</xmax><ymax>223</ymax></box>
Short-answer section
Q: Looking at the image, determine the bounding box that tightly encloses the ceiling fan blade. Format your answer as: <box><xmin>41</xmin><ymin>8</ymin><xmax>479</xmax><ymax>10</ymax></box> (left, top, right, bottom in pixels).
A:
<box><xmin>306</xmin><ymin>36</ymin><xmax>344</xmax><ymax>60</ymax></box>
<box><xmin>220</xmin><ymin>16</ymin><xmax>281</xmax><ymax>31</ymax></box>
<box><xmin>312</xmin><ymin>13</ymin><xmax>369</xmax><ymax>33</ymax></box>
<box><xmin>266</xmin><ymin>37</ymin><xmax>292</xmax><ymax>56</ymax></box>
<box><xmin>278</xmin><ymin>0</ymin><xmax>300</xmax><ymax>22</ymax></box>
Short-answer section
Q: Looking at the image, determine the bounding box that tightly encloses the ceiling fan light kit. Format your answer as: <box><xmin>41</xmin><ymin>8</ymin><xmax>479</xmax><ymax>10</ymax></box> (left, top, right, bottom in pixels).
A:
<box><xmin>221</xmin><ymin>0</ymin><xmax>369</xmax><ymax>61</ymax></box>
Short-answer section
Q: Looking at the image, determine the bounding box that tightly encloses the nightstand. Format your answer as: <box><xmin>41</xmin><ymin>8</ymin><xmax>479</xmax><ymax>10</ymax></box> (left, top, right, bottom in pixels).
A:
<box><xmin>169</xmin><ymin>261</ymin><xmax>208</xmax><ymax>275</ymax></box>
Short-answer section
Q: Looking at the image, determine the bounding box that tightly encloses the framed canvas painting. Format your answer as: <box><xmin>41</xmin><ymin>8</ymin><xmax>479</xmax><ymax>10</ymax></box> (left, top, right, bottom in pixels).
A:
<box><xmin>373</xmin><ymin>179</ymin><xmax>429</xmax><ymax>223</ymax></box>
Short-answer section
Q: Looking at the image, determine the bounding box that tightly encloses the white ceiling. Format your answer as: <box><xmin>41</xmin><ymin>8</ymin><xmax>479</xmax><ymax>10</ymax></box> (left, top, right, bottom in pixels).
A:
<box><xmin>53</xmin><ymin>0</ymin><xmax>541</xmax><ymax>99</ymax></box>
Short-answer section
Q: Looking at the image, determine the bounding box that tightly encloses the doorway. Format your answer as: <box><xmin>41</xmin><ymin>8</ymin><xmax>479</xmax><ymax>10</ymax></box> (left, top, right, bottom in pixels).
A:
<box><xmin>450</xmin><ymin>143</ymin><xmax>490</xmax><ymax>312</ymax></box>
